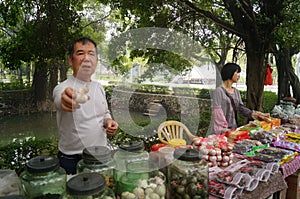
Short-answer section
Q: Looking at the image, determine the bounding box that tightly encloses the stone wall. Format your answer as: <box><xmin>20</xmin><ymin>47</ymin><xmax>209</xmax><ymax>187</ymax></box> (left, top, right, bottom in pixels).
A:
<box><xmin>0</xmin><ymin>88</ymin><xmax>212</xmax><ymax>117</ymax></box>
<box><xmin>111</xmin><ymin>90</ymin><xmax>212</xmax><ymax>118</ymax></box>
<box><xmin>0</xmin><ymin>89</ymin><xmax>33</xmax><ymax>115</ymax></box>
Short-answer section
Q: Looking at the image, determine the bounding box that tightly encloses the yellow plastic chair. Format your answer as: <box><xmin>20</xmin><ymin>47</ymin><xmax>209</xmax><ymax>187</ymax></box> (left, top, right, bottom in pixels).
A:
<box><xmin>157</xmin><ymin>121</ymin><xmax>197</xmax><ymax>147</ymax></box>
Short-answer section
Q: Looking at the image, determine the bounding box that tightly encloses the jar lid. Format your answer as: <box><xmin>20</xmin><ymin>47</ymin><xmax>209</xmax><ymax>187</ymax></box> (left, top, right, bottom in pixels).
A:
<box><xmin>26</xmin><ymin>155</ymin><xmax>59</xmax><ymax>174</ymax></box>
<box><xmin>82</xmin><ymin>146</ymin><xmax>112</xmax><ymax>164</ymax></box>
<box><xmin>119</xmin><ymin>141</ymin><xmax>144</xmax><ymax>152</ymax></box>
<box><xmin>174</xmin><ymin>148</ymin><xmax>201</xmax><ymax>162</ymax></box>
<box><xmin>66</xmin><ymin>173</ymin><xmax>106</xmax><ymax>196</ymax></box>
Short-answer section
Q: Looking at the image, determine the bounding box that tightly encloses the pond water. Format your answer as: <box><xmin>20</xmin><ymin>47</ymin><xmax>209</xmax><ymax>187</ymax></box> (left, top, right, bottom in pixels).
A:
<box><xmin>0</xmin><ymin>112</ymin><xmax>58</xmax><ymax>144</ymax></box>
<box><xmin>0</xmin><ymin>111</ymin><xmax>149</xmax><ymax>145</ymax></box>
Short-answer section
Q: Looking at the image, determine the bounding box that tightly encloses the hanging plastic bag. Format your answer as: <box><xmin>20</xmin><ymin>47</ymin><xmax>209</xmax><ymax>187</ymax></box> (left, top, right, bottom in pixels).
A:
<box><xmin>264</xmin><ymin>64</ymin><xmax>273</xmax><ymax>85</ymax></box>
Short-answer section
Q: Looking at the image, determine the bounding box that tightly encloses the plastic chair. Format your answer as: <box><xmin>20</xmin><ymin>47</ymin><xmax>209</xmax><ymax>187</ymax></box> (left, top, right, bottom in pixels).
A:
<box><xmin>157</xmin><ymin>120</ymin><xmax>197</xmax><ymax>146</ymax></box>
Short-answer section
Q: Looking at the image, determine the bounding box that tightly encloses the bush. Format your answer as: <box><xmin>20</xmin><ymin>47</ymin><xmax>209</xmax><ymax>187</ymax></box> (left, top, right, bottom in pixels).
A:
<box><xmin>0</xmin><ymin>136</ymin><xmax>58</xmax><ymax>175</ymax></box>
<box><xmin>240</xmin><ymin>90</ymin><xmax>278</xmax><ymax>112</ymax></box>
<box><xmin>0</xmin><ymin>81</ymin><xmax>31</xmax><ymax>90</ymax></box>
<box><xmin>263</xmin><ymin>91</ymin><xmax>278</xmax><ymax>113</ymax></box>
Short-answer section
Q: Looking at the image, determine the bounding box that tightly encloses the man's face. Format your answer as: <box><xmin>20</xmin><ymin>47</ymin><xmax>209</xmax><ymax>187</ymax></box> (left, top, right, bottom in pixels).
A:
<box><xmin>68</xmin><ymin>41</ymin><xmax>98</xmax><ymax>81</ymax></box>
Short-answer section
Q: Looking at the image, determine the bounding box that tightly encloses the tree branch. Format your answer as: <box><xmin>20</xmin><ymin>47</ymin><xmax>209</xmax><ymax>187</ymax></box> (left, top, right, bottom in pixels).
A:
<box><xmin>81</xmin><ymin>14</ymin><xmax>110</xmax><ymax>29</ymax></box>
<box><xmin>177</xmin><ymin>0</ymin><xmax>244</xmax><ymax>37</ymax></box>
<box><xmin>0</xmin><ymin>27</ymin><xmax>13</xmax><ymax>37</ymax></box>
<box><xmin>238</xmin><ymin>0</ymin><xmax>256</xmax><ymax>23</ymax></box>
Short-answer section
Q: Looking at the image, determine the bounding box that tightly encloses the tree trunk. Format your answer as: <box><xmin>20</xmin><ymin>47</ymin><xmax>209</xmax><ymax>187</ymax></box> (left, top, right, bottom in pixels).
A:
<box><xmin>288</xmin><ymin>65</ymin><xmax>300</xmax><ymax>104</ymax></box>
<box><xmin>26</xmin><ymin>63</ymin><xmax>31</xmax><ymax>84</ymax></box>
<box><xmin>32</xmin><ymin>60</ymin><xmax>48</xmax><ymax>103</ymax></box>
<box><xmin>244</xmin><ymin>39</ymin><xmax>266</xmax><ymax>111</ymax></box>
<box><xmin>276</xmin><ymin>48</ymin><xmax>300</xmax><ymax>104</ymax></box>
<box><xmin>59</xmin><ymin>64</ymin><xmax>69</xmax><ymax>82</ymax></box>
<box><xmin>49</xmin><ymin>59</ymin><xmax>59</xmax><ymax>99</ymax></box>
<box><xmin>276</xmin><ymin>48</ymin><xmax>290</xmax><ymax>102</ymax></box>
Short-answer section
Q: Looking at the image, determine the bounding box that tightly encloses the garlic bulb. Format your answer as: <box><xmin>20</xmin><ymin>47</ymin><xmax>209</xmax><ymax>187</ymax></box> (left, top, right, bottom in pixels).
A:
<box><xmin>74</xmin><ymin>85</ymin><xmax>89</xmax><ymax>104</ymax></box>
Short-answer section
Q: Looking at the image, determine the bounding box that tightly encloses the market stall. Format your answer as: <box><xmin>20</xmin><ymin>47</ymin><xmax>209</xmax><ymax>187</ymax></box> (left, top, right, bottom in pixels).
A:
<box><xmin>1</xmin><ymin>102</ymin><xmax>299</xmax><ymax>199</ymax></box>
<box><xmin>201</xmin><ymin>101</ymin><xmax>300</xmax><ymax>199</ymax></box>
<box><xmin>152</xmin><ymin>100</ymin><xmax>300</xmax><ymax>199</ymax></box>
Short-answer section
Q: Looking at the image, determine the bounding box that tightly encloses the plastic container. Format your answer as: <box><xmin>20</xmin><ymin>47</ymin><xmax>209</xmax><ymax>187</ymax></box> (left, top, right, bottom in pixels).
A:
<box><xmin>113</xmin><ymin>141</ymin><xmax>149</xmax><ymax>196</ymax></box>
<box><xmin>77</xmin><ymin>146</ymin><xmax>114</xmax><ymax>190</ymax></box>
<box><xmin>168</xmin><ymin>148</ymin><xmax>208</xmax><ymax>198</ymax></box>
<box><xmin>157</xmin><ymin>146</ymin><xmax>175</xmax><ymax>176</ymax></box>
<box><xmin>19</xmin><ymin>155</ymin><xmax>66</xmax><ymax>199</ymax></box>
<box><xmin>61</xmin><ymin>173</ymin><xmax>115</xmax><ymax>199</ymax></box>
<box><xmin>158</xmin><ymin>146</ymin><xmax>175</xmax><ymax>165</ymax></box>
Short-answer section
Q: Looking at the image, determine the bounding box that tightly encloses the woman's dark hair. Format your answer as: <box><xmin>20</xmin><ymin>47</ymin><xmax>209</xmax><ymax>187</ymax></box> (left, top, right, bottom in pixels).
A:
<box><xmin>221</xmin><ymin>63</ymin><xmax>241</xmax><ymax>81</ymax></box>
<box><xmin>68</xmin><ymin>37</ymin><xmax>98</xmax><ymax>57</ymax></box>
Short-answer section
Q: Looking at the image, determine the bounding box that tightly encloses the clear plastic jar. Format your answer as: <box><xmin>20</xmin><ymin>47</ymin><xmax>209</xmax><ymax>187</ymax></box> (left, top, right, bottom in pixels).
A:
<box><xmin>19</xmin><ymin>155</ymin><xmax>66</xmax><ymax>199</ymax></box>
<box><xmin>77</xmin><ymin>146</ymin><xmax>114</xmax><ymax>190</ymax></box>
<box><xmin>113</xmin><ymin>141</ymin><xmax>149</xmax><ymax>196</ymax></box>
<box><xmin>168</xmin><ymin>148</ymin><xmax>208</xmax><ymax>199</ymax></box>
<box><xmin>61</xmin><ymin>173</ymin><xmax>115</xmax><ymax>199</ymax></box>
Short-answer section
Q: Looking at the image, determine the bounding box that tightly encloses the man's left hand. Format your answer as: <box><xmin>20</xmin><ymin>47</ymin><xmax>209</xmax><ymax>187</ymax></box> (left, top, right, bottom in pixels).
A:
<box><xmin>105</xmin><ymin>119</ymin><xmax>118</xmax><ymax>136</ymax></box>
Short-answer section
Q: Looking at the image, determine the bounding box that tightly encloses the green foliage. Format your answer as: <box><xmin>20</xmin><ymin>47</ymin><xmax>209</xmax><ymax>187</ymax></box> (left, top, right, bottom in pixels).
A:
<box><xmin>136</xmin><ymin>49</ymin><xmax>191</xmax><ymax>73</ymax></box>
<box><xmin>198</xmin><ymin>88</ymin><xmax>212</xmax><ymax>99</ymax></box>
<box><xmin>273</xmin><ymin>0</ymin><xmax>300</xmax><ymax>50</ymax></box>
<box><xmin>0</xmin><ymin>81</ymin><xmax>30</xmax><ymax>90</ymax></box>
<box><xmin>197</xmin><ymin>110</ymin><xmax>212</xmax><ymax>137</ymax></box>
<box><xmin>0</xmin><ymin>136</ymin><xmax>58</xmax><ymax>175</ymax></box>
<box><xmin>240</xmin><ymin>90</ymin><xmax>247</xmax><ymax>101</ymax></box>
<box><xmin>108</xmin><ymin>129</ymin><xmax>160</xmax><ymax>152</ymax></box>
<box><xmin>240</xmin><ymin>90</ymin><xmax>278</xmax><ymax>113</ymax></box>
<box><xmin>263</xmin><ymin>91</ymin><xmax>278</xmax><ymax>113</ymax></box>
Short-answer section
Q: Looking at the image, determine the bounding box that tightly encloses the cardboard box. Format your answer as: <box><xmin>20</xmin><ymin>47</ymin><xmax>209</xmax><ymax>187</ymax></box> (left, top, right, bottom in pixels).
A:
<box><xmin>286</xmin><ymin>170</ymin><xmax>300</xmax><ymax>199</ymax></box>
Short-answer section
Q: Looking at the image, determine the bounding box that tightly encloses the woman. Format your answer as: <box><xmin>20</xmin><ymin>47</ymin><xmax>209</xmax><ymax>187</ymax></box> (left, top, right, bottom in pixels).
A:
<box><xmin>213</xmin><ymin>63</ymin><xmax>267</xmax><ymax>134</ymax></box>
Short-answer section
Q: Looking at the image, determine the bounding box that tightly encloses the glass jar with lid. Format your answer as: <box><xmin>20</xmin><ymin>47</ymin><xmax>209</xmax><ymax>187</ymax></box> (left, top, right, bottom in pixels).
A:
<box><xmin>168</xmin><ymin>148</ymin><xmax>208</xmax><ymax>199</ymax></box>
<box><xmin>19</xmin><ymin>155</ymin><xmax>66</xmax><ymax>199</ymax></box>
<box><xmin>61</xmin><ymin>173</ymin><xmax>115</xmax><ymax>199</ymax></box>
<box><xmin>119</xmin><ymin>160</ymin><xmax>166</xmax><ymax>199</ymax></box>
<box><xmin>77</xmin><ymin>146</ymin><xmax>114</xmax><ymax>190</ymax></box>
<box><xmin>112</xmin><ymin>141</ymin><xmax>149</xmax><ymax>196</ymax></box>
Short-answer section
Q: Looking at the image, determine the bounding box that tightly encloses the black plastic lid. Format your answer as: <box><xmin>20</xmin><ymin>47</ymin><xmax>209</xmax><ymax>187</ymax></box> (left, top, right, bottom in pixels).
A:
<box><xmin>82</xmin><ymin>146</ymin><xmax>112</xmax><ymax>164</ymax></box>
<box><xmin>174</xmin><ymin>148</ymin><xmax>201</xmax><ymax>162</ymax></box>
<box><xmin>26</xmin><ymin>155</ymin><xmax>59</xmax><ymax>174</ymax></box>
<box><xmin>119</xmin><ymin>141</ymin><xmax>144</xmax><ymax>152</ymax></box>
<box><xmin>66</xmin><ymin>173</ymin><xmax>106</xmax><ymax>196</ymax></box>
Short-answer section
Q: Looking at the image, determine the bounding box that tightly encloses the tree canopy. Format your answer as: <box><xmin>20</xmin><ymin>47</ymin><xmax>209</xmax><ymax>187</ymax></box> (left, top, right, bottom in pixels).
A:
<box><xmin>0</xmin><ymin>0</ymin><xmax>299</xmax><ymax>109</ymax></box>
<box><xmin>100</xmin><ymin>0</ymin><xmax>300</xmax><ymax>108</ymax></box>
